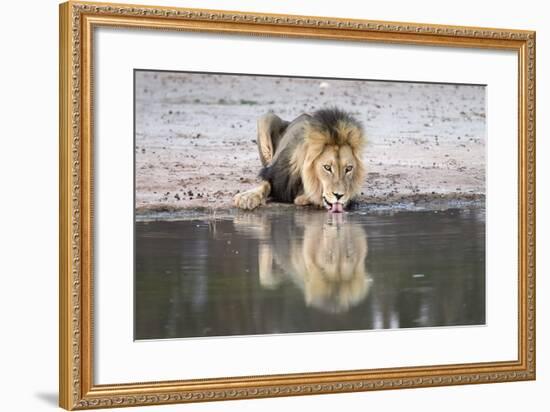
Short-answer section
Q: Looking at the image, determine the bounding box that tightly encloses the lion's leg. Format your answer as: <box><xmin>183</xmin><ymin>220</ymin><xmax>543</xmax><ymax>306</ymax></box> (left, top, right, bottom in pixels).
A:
<box><xmin>233</xmin><ymin>114</ymin><xmax>287</xmax><ymax>210</ymax></box>
<box><xmin>233</xmin><ymin>181</ymin><xmax>271</xmax><ymax>210</ymax></box>
<box><xmin>232</xmin><ymin>213</ymin><xmax>271</xmax><ymax>239</ymax></box>
<box><xmin>257</xmin><ymin>113</ymin><xmax>289</xmax><ymax>167</ymax></box>
<box><xmin>294</xmin><ymin>193</ymin><xmax>311</xmax><ymax>206</ymax></box>
<box><xmin>258</xmin><ymin>244</ymin><xmax>283</xmax><ymax>289</ymax></box>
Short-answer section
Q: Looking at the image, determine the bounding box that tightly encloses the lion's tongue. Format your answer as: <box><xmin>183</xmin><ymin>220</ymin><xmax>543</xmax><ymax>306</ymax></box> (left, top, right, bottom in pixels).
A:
<box><xmin>330</xmin><ymin>203</ymin><xmax>344</xmax><ymax>213</ymax></box>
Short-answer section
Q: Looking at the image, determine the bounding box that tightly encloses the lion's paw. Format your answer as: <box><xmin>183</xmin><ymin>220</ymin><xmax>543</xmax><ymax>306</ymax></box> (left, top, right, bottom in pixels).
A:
<box><xmin>234</xmin><ymin>190</ymin><xmax>266</xmax><ymax>210</ymax></box>
<box><xmin>294</xmin><ymin>194</ymin><xmax>311</xmax><ymax>206</ymax></box>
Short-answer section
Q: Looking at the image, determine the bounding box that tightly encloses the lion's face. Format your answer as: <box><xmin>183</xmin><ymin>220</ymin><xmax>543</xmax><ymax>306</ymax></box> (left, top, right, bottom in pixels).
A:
<box><xmin>299</xmin><ymin>115</ymin><xmax>366</xmax><ymax>212</ymax></box>
<box><xmin>250</xmin><ymin>210</ymin><xmax>371</xmax><ymax>314</ymax></box>
<box><xmin>298</xmin><ymin>213</ymin><xmax>370</xmax><ymax>313</ymax></box>
<box><xmin>314</xmin><ymin>144</ymin><xmax>361</xmax><ymax>212</ymax></box>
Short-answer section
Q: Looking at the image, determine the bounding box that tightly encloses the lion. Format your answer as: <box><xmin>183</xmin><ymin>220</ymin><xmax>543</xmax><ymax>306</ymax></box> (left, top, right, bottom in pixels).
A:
<box><xmin>233</xmin><ymin>108</ymin><xmax>366</xmax><ymax>212</ymax></box>
<box><xmin>233</xmin><ymin>210</ymin><xmax>371</xmax><ymax>313</ymax></box>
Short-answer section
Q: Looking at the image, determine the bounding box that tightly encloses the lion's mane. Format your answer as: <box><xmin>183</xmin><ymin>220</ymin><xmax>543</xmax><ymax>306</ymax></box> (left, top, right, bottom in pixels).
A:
<box><xmin>259</xmin><ymin>108</ymin><xmax>366</xmax><ymax>207</ymax></box>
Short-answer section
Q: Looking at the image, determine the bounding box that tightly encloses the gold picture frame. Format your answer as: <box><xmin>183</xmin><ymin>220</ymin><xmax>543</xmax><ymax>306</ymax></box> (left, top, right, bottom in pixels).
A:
<box><xmin>59</xmin><ymin>1</ymin><xmax>536</xmax><ymax>409</ymax></box>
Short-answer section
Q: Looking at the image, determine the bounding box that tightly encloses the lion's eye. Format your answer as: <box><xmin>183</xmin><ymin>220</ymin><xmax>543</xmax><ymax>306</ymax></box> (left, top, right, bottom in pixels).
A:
<box><xmin>323</xmin><ymin>164</ymin><xmax>332</xmax><ymax>172</ymax></box>
<box><xmin>345</xmin><ymin>165</ymin><xmax>353</xmax><ymax>173</ymax></box>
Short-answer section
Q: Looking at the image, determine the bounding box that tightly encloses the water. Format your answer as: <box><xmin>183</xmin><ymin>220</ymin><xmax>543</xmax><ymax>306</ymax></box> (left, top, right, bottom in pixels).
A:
<box><xmin>135</xmin><ymin>208</ymin><xmax>485</xmax><ymax>340</ymax></box>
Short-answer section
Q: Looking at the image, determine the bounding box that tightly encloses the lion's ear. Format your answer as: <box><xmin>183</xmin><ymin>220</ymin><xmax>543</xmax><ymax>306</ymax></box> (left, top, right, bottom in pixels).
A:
<box><xmin>336</xmin><ymin>120</ymin><xmax>366</xmax><ymax>151</ymax></box>
<box><xmin>300</xmin><ymin>124</ymin><xmax>327</xmax><ymax>165</ymax></box>
<box><xmin>304</xmin><ymin>121</ymin><xmax>330</xmax><ymax>146</ymax></box>
<box><xmin>347</xmin><ymin>127</ymin><xmax>366</xmax><ymax>152</ymax></box>
<box><xmin>303</xmin><ymin>142</ymin><xmax>324</xmax><ymax>166</ymax></box>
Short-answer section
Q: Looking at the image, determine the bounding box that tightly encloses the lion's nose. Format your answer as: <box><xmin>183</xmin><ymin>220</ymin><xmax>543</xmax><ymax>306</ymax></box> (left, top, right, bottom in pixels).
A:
<box><xmin>333</xmin><ymin>192</ymin><xmax>344</xmax><ymax>201</ymax></box>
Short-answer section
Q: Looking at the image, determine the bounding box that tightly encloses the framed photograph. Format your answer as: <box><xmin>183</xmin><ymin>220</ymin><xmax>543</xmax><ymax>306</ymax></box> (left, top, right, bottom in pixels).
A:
<box><xmin>59</xmin><ymin>1</ymin><xmax>536</xmax><ymax>409</ymax></box>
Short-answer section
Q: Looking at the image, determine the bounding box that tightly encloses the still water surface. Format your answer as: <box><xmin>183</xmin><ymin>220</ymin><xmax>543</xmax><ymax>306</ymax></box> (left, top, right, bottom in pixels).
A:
<box><xmin>135</xmin><ymin>209</ymin><xmax>485</xmax><ymax>340</ymax></box>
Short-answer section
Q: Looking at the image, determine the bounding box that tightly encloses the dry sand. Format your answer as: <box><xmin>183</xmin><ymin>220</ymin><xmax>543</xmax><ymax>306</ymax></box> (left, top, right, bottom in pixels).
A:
<box><xmin>135</xmin><ymin>71</ymin><xmax>485</xmax><ymax>218</ymax></box>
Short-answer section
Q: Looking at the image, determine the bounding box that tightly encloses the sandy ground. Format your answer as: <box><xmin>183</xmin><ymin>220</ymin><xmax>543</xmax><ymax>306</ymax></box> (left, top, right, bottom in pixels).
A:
<box><xmin>135</xmin><ymin>71</ymin><xmax>485</xmax><ymax>217</ymax></box>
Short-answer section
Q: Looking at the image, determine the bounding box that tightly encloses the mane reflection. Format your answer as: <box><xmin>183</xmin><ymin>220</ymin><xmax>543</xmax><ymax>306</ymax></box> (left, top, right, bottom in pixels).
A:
<box><xmin>237</xmin><ymin>210</ymin><xmax>371</xmax><ymax>314</ymax></box>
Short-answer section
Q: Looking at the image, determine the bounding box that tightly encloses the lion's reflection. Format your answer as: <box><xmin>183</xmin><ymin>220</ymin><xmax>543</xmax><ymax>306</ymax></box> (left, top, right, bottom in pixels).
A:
<box><xmin>237</xmin><ymin>211</ymin><xmax>371</xmax><ymax>314</ymax></box>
